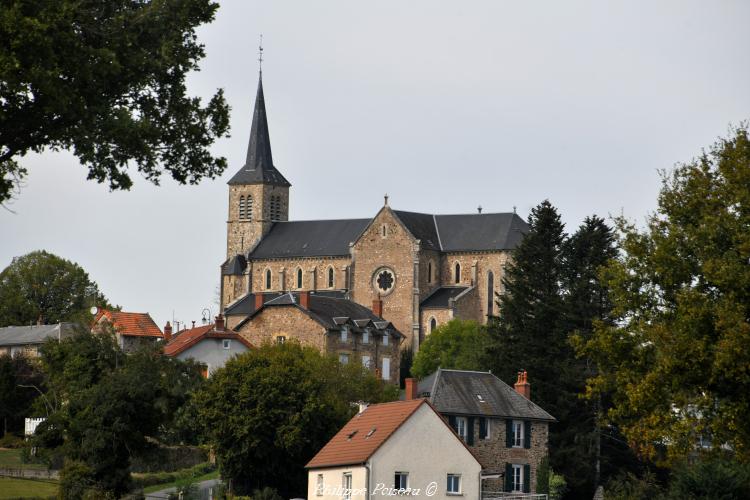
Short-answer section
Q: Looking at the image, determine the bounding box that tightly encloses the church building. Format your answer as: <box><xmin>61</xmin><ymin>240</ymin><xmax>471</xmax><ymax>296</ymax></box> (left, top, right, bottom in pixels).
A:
<box><xmin>220</xmin><ymin>73</ymin><xmax>528</xmax><ymax>353</ymax></box>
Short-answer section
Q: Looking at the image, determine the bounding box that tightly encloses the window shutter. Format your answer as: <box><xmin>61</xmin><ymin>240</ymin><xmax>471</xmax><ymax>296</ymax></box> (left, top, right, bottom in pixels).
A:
<box><xmin>524</xmin><ymin>420</ymin><xmax>531</xmax><ymax>449</ymax></box>
<box><xmin>505</xmin><ymin>419</ymin><xmax>512</xmax><ymax>448</ymax></box>
<box><xmin>523</xmin><ymin>464</ymin><xmax>531</xmax><ymax>493</ymax></box>
<box><xmin>467</xmin><ymin>417</ymin><xmax>475</xmax><ymax>445</ymax></box>
<box><xmin>479</xmin><ymin>417</ymin><xmax>487</xmax><ymax>440</ymax></box>
<box><xmin>504</xmin><ymin>463</ymin><xmax>512</xmax><ymax>492</ymax></box>
<box><xmin>448</xmin><ymin>415</ymin><xmax>457</xmax><ymax>432</ymax></box>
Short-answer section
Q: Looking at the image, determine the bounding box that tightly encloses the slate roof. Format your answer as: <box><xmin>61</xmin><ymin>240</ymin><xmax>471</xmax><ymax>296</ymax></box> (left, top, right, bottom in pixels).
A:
<box><xmin>419</xmin><ymin>369</ymin><xmax>555</xmax><ymax>422</ymax></box>
<box><xmin>94</xmin><ymin>310</ymin><xmax>163</xmax><ymax>338</ymax></box>
<box><xmin>434</xmin><ymin>213</ymin><xmax>528</xmax><ymax>252</ymax></box>
<box><xmin>249</xmin><ymin>219</ymin><xmax>369</xmax><ymax>259</ymax></box>
<box><xmin>224</xmin><ymin>290</ymin><xmax>347</xmax><ymax>317</ymax></box>
<box><xmin>0</xmin><ymin>323</ymin><xmax>75</xmax><ymax>347</ymax></box>
<box><xmin>420</xmin><ymin>286</ymin><xmax>470</xmax><ymax>309</ymax></box>
<box><xmin>222</xmin><ymin>255</ymin><xmax>247</xmax><ymax>276</ymax></box>
<box><xmin>228</xmin><ymin>75</ymin><xmax>291</xmax><ymax>187</ymax></box>
<box><xmin>163</xmin><ymin>324</ymin><xmax>252</xmax><ymax>357</ymax></box>
<box><xmin>393</xmin><ymin>211</ymin><xmax>441</xmax><ymax>251</ymax></box>
<box><xmin>305</xmin><ymin>399</ymin><xmax>426</xmax><ymax>468</ymax></box>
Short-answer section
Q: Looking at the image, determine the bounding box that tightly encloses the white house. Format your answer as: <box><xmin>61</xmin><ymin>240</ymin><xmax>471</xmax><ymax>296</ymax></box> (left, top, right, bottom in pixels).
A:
<box><xmin>306</xmin><ymin>399</ymin><xmax>482</xmax><ymax>500</ymax></box>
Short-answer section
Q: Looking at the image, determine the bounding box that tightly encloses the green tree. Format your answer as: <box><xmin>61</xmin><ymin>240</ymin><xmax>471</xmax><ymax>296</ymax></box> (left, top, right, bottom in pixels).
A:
<box><xmin>33</xmin><ymin>330</ymin><xmax>205</xmax><ymax>497</ymax></box>
<box><xmin>0</xmin><ymin>250</ymin><xmax>111</xmax><ymax>327</ymax></box>
<box><xmin>579</xmin><ymin>126</ymin><xmax>750</xmax><ymax>464</ymax></box>
<box><xmin>0</xmin><ymin>0</ymin><xmax>230</xmax><ymax>203</ymax></box>
<box><xmin>195</xmin><ymin>342</ymin><xmax>397</xmax><ymax>498</ymax></box>
<box><xmin>410</xmin><ymin>319</ymin><xmax>489</xmax><ymax>379</ymax></box>
<box><xmin>0</xmin><ymin>354</ymin><xmax>44</xmax><ymax>436</ymax></box>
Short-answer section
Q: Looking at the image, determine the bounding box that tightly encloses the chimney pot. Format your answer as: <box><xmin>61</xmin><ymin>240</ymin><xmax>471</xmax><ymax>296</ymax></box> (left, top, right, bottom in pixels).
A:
<box><xmin>514</xmin><ymin>370</ymin><xmax>531</xmax><ymax>399</ymax></box>
<box><xmin>163</xmin><ymin>322</ymin><xmax>172</xmax><ymax>343</ymax></box>
<box><xmin>215</xmin><ymin>314</ymin><xmax>225</xmax><ymax>332</ymax></box>
<box><xmin>254</xmin><ymin>293</ymin><xmax>264</xmax><ymax>311</ymax></box>
<box><xmin>405</xmin><ymin>378</ymin><xmax>419</xmax><ymax>400</ymax></box>
<box><xmin>372</xmin><ymin>299</ymin><xmax>383</xmax><ymax>318</ymax></box>
<box><xmin>300</xmin><ymin>290</ymin><xmax>310</xmax><ymax>309</ymax></box>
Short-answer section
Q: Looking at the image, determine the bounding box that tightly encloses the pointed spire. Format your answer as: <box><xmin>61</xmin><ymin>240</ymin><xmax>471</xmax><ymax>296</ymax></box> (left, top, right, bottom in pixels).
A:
<box><xmin>228</xmin><ymin>73</ymin><xmax>291</xmax><ymax>187</ymax></box>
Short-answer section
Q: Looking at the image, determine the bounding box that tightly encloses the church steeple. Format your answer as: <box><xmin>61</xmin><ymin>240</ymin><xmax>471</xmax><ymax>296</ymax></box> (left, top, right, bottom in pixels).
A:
<box><xmin>227</xmin><ymin>74</ymin><xmax>291</xmax><ymax>187</ymax></box>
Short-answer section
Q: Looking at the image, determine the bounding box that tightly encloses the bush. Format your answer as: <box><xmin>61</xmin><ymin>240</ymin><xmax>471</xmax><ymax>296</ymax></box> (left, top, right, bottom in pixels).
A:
<box><xmin>250</xmin><ymin>487</ymin><xmax>283</xmax><ymax>500</ymax></box>
<box><xmin>129</xmin><ymin>445</ymin><xmax>208</xmax><ymax>473</ymax></box>
<box><xmin>59</xmin><ymin>460</ymin><xmax>95</xmax><ymax>500</ymax></box>
<box><xmin>666</xmin><ymin>457</ymin><xmax>750</xmax><ymax>499</ymax></box>
<box><xmin>131</xmin><ymin>461</ymin><xmax>216</xmax><ymax>489</ymax></box>
<box><xmin>0</xmin><ymin>433</ymin><xmax>25</xmax><ymax>448</ymax></box>
<box><xmin>605</xmin><ymin>472</ymin><xmax>664</xmax><ymax>500</ymax></box>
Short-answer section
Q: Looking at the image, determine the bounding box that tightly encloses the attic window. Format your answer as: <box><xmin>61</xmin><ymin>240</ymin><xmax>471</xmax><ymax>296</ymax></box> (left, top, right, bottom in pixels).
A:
<box><xmin>477</xmin><ymin>394</ymin><xmax>486</xmax><ymax>403</ymax></box>
<box><xmin>347</xmin><ymin>430</ymin><xmax>358</xmax><ymax>441</ymax></box>
<box><xmin>366</xmin><ymin>427</ymin><xmax>376</xmax><ymax>438</ymax></box>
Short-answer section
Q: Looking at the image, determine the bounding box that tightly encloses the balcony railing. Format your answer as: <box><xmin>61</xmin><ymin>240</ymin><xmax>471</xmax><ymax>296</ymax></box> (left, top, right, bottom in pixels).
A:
<box><xmin>482</xmin><ymin>493</ymin><xmax>548</xmax><ymax>500</ymax></box>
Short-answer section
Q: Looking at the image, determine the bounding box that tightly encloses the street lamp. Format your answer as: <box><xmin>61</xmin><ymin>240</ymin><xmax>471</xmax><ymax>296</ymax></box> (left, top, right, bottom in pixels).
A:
<box><xmin>201</xmin><ymin>308</ymin><xmax>211</xmax><ymax>325</ymax></box>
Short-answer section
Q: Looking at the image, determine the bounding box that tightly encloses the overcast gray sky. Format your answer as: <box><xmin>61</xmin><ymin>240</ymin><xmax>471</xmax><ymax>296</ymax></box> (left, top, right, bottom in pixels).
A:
<box><xmin>2</xmin><ymin>0</ymin><xmax>749</xmax><ymax>330</ymax></box>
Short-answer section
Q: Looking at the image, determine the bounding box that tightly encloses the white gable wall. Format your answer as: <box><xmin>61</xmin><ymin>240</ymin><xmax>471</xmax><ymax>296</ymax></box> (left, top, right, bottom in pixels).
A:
<box><xmin>370</xmin><ymin>403</ymin><xmax>481</xmax><ymax>499</ymax></box>
<box><xmin>307</xmin><ymin>465</ymin><xmax>367</xmax><ymax>500</ymax></box>
<box><xmin>175</xmin><ymin>338</ymin><xmax>249</xmax><ymax>375</ymax></box>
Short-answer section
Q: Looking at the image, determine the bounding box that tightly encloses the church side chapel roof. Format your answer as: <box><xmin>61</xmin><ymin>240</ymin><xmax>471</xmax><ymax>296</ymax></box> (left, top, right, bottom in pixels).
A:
<box><xmin>228</xmin><ymin>75</ymin><xmax>290</xmax><ymax>187</ymax></box>
<box><xmin>420</xmin><ymin>286</ymin><xmax>470</xmax><ymax>309</ymax></box>
<box><xmin>418</xmin><ymin>369</ymin><xmax>555</xmax><ymax>422</ymax></box>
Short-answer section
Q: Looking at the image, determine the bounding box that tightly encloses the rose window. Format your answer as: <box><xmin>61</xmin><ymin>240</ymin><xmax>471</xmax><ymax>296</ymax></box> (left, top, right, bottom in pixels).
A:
<box><xmin>372</xmin><ymin>267</ymin><xmax>396</xmax><ymax>295</ymax></box>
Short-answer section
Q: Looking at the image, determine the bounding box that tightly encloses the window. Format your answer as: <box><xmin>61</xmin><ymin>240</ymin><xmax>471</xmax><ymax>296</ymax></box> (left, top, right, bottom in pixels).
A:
<box><xmin>341</xmin><ymin>327</ymin><xmax>348</xmax><ymax>342</ymax></box>
<box><xmin>454</xmin><ymin>262</ymin><xmax>461</xmax><ymax>283</ymax></box>
<box><xmin>479</xmin><ymin>417</ymin><xmax>491</xmax><ymax>440</ymax></box>
<box><xmin>276</xmin><ymin>336</ymin><xmax>286</xmax><ymax>345</ymax></box>
<box><xmin>512</xmin><ymin>464</ymin><xmax>523</xmax><ymax>492</ymax></box>
<box><xmin>456</xmin><ymin>417</ymin><xmax>467</xmax><ymax>440</ymax></box>
<box><xmin>513</xmin><ymin>420</ymin><xmax>524</xmax><ymax>447</ymax></box>
<box><xmin>381</xmin><ymin>357</ymin><xmax>390</xmax><ymax>380</ymax></box>
<box><xmin>447</xmin><ymin>474</ymin><xmax>461</xmax><ymax>494</ymax></box>
<box><xmin>339</xmin><ymin>353</ymin><xmax>349</xmax><ymax>365</ymax></box>
<box><xmin>265</xmin><ymin>269</ymin><xmax>272</xmax><ymax>290</ymax></box>
<box><xmin>222</xmin><ymin>339</ymin><xmax>231</xmax><ymax>350</ymax></box>
<box><xmin>429</xmin><ymin>317</ymin><xmax>437</xmax><ymax>333</ymax></box>
<box><xmin>394</xmin><ymin>472</ymin><xmax>408</xmax><ymax>490</ymax></box>
<box><xmin>343</xmin><ymin>473</ymin><xmax>352</xmax><ymax>500</ymax></box>
<box><xmin>362</xmin><ymin>329</ymin><xmax>370</xmax><ymax>344</ymax></box>
<box><xmin>427</xmin><ymin>262</ymin><xmax>432</xmax><ymax>283</ymax></box>
<box><xmin>382</xmin><ymin>334</ymin><xmax>389</xmax><ymax>346</ymax></box>
<box><xmin>362</xmin><ymin>355</ymin><xmax>371</xmax><ymax>369</ymax></box>
<box><xmin>239</xmin><ymin>195</ymin><xmax>245</xmax><ymax>219</ymax></box>
<box><xmin>247</xmin><ymin>194</ymin><xmax>253</xmax><ymax>220</ymax></box>
<box><xmin>327</xmin><ymin>267</ymin><xmax>335</xmax><ymax>288</ymax></box>
<box><xmin>296</xmin><ymin>267</ymin><xmax>303</xmax><ymax>288</ymax></box>
<box><xmin>316</xmin><ymin>474</ymin><xmax>324</xmax><ymax>496</ymax></box>
<box><xmin>487</xmin><ymin>271</ymin><xmax>495</xmax><ymax>316</ymax></box>
<box><xmin>381</xmin><ymin>224</ymin><xmax>387</xmax><ymax>237</ymax></box>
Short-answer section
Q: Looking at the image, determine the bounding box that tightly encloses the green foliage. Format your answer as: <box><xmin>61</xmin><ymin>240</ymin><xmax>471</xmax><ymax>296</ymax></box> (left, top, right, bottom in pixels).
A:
<box><xmin>33</xmin><ymin>331</ymin><xmax>204</xmax><ymax>497</ymax></box>
<box><xmin>536</xmin><ymin>456</ymin><xmax>550</xmax><ymax>494</ymax></box>
<box><xmin>132</xmin><ymin>461</ymin><xmax>216</xmax><ymax>488</ymax></box>
<box><xmin>666</xmin><ymin>457</ymin><xmax>750</xmax><ymax>500</ymax></box>
<box><xmin>399</xmin><ymin>347</ymin><xmax>413</xmax><ymax>387</ymax></box>
<box><xmin>249</xmin><ymin>487</ymin><xmax>284</xmax><ymax>500</ymax></box>
<box><xmin>59</xmin><ymin>460</ymin><xmax>95</xmax><ymax>500</ymax></box>
<box><xmin>549</xmin><ymin>469</ymin><xmax>568</xmax><ymax>500</ymax></box>
<box><xmin>0</xmin><ymin>0</ymin><xmax>230</xmax><ymax>203</ymax></box>
<box><xmin>0</xmin><ymin>250</ymin><xmax>111</xmax><ymax>327</ymax></box>
<box><xmin>0</xmin><ymin>354</ymin><xmax>44</xmax><ymax>437</ymax></box>
<box><xmin>605</xmin><ymin>472</ymin><xmax>664</xmax><ymax>500</ymax></box>
<box><xmin>411</xmin><ymin>320</ymin><xmax>488</xmax><ymax>379</ymax></box>
<box><xmin>579</xmin><ymin>126</ymin><xmax>750</xmax><ymax>464</ymax></box>
<box><xmin>195</xmin><ymin>341</ymin><xmax>396</xmax><ymax>498</ymax></box>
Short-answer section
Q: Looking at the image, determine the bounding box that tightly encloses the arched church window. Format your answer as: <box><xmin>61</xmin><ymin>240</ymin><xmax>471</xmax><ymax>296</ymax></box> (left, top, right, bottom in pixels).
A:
<box><xmin>246</xmin><ymin>195</ymin><xmax>253</xmax><ymax>220</ymax></box>
<box><xmin>454</xmin><ymin>262</ymin><xmax>461</xmax><ymax>284</ymax></box>
<box><xmin>239</xmin><ymin>195</ymin><xmax>245</xmax><ymax>219</ymax></box>
<box><xmin>296</xmin><ymin>268</ymin><xmax>303</xmax><ymax>288</ymax></box>
<box><xmin>327</xmin><ymin>266</ymin><xmax>335</xmax><ymax>288</ymax></box>
<box><xmin>487</xmin><ymin>271</ymin><xmax>494</xmax><ymax>316</ymax></box>
<box><xmin>427</xmin><ymin>262</ymin><xmax>432</xmax><ymax>283</ymax></box>
<box><xmin>430</xmin><ymin>317</ymin><xmax>437</xmax><ymax>333</ymax></box>
<box><xmin>265</xmin><ymin>269</ymin><xmax>272</xmax><ymax>290</ymax></box>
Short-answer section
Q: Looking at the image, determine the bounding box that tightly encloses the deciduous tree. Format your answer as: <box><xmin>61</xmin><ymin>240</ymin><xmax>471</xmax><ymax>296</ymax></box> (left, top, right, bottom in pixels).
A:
<box><xmin>410</xmin><ymin>319</ymin><xmax>488</xmax><ymax>379</ymax></box>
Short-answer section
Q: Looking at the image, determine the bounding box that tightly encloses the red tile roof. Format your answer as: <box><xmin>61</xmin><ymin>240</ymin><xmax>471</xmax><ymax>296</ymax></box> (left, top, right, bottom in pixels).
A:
<box><xmin>94</xmin><ymin>310</ymin><xmax>162</xmax><ymax>337</ymax></box>
<box><xmin>306</xmin><ymin>399</ymin><xmax>427</xmax><ymax>469</ymax></box>
<box><xmin>163</xmin><ymin>324</ymin><xmax>253</xmax><ymax>357</ymax></box>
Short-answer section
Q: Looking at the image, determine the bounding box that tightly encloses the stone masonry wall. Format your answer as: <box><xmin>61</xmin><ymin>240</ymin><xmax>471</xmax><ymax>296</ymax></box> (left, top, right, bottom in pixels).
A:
<box><xmin>420</xmin><ymin>307</ymin><xmax>453</xmax><ymax>336</ymax></box>
<box><xmin>441</xmin><ymin>251</ymin><xmax>512</xmax><ymax>322</ymax></box>
<box><xmin>236</xmin><ymin>306</ymin><xmax>326</xmax><ymax>351</ymax></box>
<box><xmin>325</xmin><ymin>328</ymin><xmax>402</xmax><ymax>384</ymax></box>
<box><xmin>248</xmin><ymin>256</ymin><xmax>351</xmax><ymax>294</ymax></box>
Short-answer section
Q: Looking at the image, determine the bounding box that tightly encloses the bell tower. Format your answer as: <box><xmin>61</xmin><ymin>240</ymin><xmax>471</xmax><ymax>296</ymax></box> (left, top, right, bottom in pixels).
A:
<box><xmin>225</xmin><ymin>72</ymin><xmax>291</xmax><ymax>260</ymax></box>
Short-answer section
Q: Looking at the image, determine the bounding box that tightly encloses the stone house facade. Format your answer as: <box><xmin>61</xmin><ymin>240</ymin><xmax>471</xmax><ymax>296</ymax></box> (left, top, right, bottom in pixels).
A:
<box><xmin>234</xmin><ymin>291</ymin><xmax>403</xmax><ymax>383</ymax></box>
<box><xmin>410</xmin><ymin>369</ymin><xmax>555</xmax><ymax>494</ymax></box>
<box><xmin>219</xmin><ymin>73</ymin><xmax>528</xmax><ymax>353</ymax></box>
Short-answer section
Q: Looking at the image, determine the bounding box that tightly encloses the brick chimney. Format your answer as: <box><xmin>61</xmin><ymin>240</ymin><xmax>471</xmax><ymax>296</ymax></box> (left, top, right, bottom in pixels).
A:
<box><xmin>514</xmin><ymin>370</ymin><xmax>531</xmax><ymax>399</ymax></box>
<box><xmin>372</xmin><ymin>298</ymin><xmax>383</xmax><ymax>318</ymax></box>
<box><xmin>163</xmin><ymin>322</ymin><xmax>172</xmax><ymax>343</ymax></box>
<box><xmin>299</xmin><ymin>291</ymin><xmax>310</xmax><ymax>309</ymax></box>
<box><xmin>254</xmin><ymin>293</ymin><xmax>264</xmax><ymax>310</ymax></box>
<box><xmin>405</xmin><ymin>378</ymin><xmax>419</xmax><ymax>400</ymax></box>
<box><xmin>214</xmin><ymin>315</ymin><xmax>225</xmax><ymax>332</ymax></box>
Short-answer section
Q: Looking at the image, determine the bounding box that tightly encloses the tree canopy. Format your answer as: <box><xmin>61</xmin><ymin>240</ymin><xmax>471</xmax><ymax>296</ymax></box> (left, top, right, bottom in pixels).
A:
<box><xmin>410</xmin><ymin>319</ymin><xmax>488</xmax><ymax>379</ymax></box>
<box><xmin>195</xmin><ymin>342</ymin><xmax>398</xmax><ymax>498</ymax></box>
<box><xmin>0</xmin><ymin>0</ymin><xmax>230</xmax><ymax>203</ymax></box>
<box><xmin>578</xmin><ymin>126</ymin><xmax>750</xmax><ymax>464</ymax></box>
<box><xmin>0</xmin><ymin>250</ymin><xmax>111</xmax><ymax>327</ymax></box>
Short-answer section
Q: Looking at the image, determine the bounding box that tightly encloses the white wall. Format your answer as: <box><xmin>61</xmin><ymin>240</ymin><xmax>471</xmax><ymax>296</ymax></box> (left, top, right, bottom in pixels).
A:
<box><xmin>370</xmin><ymin>404</ymin><xmax>482</xmax><ymax>499</ymax></box>
<box><xmin>307</xmin><ymin>465</ymin><xmax>368</xmax><ymax>500</ymax></box>
<box><xmin>176</xmin><ymin>337</ymin><xmax>249</xmax><ymax>375</ymax></box>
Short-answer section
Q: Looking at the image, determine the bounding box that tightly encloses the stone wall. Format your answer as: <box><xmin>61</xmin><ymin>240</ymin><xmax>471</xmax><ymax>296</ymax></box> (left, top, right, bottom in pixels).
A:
<box><xmin>441</xmin><ymin>251</ymin><xmax>511</xmax><ymax>322</ymax></box>
<box><xmin>248</xmin><ymin>256</ymin><xmax>351</xmax><ymax>294</ymax></box>
<box><xmin>225</xmin><ymin>183</ymin><xmax>289</xmax><ymax>260</ymax></box>
<box><xmin>420</xmin><ymin>307</ymin><xmax>453</xmax><ymax>335</ymax></box>
<box><xmin>325</xmin><ymin>328</ymin><xmax>402</xmax><ymax>383</ymax></box>
<box><xmin>236</xmin><ymin>306</ymin><xmax>327</xmax><ymax>350</ymax></box>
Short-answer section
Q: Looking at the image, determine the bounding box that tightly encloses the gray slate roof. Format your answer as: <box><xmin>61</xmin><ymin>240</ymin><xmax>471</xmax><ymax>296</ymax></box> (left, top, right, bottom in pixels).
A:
<box><xmin>222</xmin><ymin>255</ymin><xmax>247</xmax><ymax>276</ymax></box>
<box><xmin>434</xmin><ymin>213</ymin><xmax>528</xmax><ymax>252</ymax></box>
<box><xmin>419</xmin><ymin>369</ymin><xmax>555</xmax><ymax>422</ymax></box>
<box><xmin>228</xmin><ymin>75</ymin><xmax>291</xmax><ymax>187</ymax></box>
<box><xmin>420</xmin><ymin>286</ymin><xmax>470</xmax><ymax>309</ymax></box>
<box><xmin>0</xmin><ymin>323</ymin><xmax>75</xmax><ymax>347</ymax></box>
<box><xmin>249</xmin><ymin>219</ymin><xmax>369</xmax><ymax>259</ymax></box>
<box><xmin>224</xmin><ymin>290</ymin><xmax>346</xmax><ymax>316</ymax></box>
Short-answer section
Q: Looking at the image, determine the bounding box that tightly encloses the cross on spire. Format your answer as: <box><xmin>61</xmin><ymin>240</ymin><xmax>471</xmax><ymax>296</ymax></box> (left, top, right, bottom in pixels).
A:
<box><xmin>258</xmin><ymin>34</ymin><xmax>264</xmax><ymax>73</ymax></box>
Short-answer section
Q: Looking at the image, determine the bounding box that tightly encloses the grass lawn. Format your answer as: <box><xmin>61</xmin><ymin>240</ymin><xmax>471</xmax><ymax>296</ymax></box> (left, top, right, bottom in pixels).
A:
<box><xmin>142</xmin><ymin>469</ymin><xmax>219</xmax><ymax>494</ymax></box>
<box><xmin>0</xmin><ymin>449</ymin><xmax>46</xmax><ymax>470</ymax></box>
<box><xmin>0</xmin><ymin>477</ymin><xmax>57</xmax><ymax>499</ymax></box>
